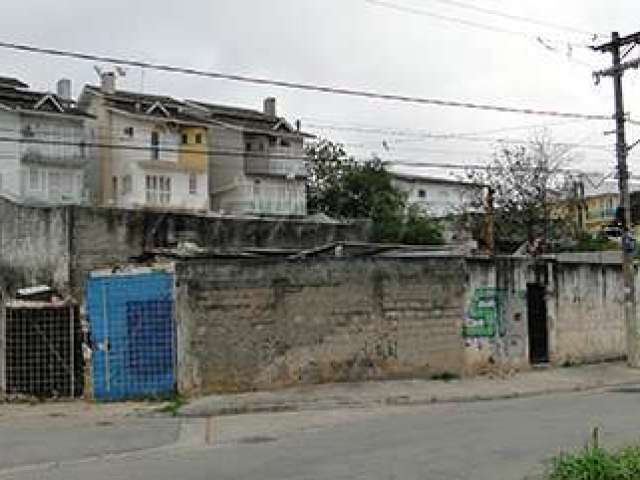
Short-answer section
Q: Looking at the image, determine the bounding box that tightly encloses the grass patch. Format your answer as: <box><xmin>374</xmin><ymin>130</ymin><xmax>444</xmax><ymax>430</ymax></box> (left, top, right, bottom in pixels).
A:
<box><xmin>430</xmin><ymin>372</ymin><xmax>460</xmax><ymax>382</ymax></box>
<box><xmin>548</xmin><ymin>436</ymin><xmax>640</xmax><ymax>479</ymax></box>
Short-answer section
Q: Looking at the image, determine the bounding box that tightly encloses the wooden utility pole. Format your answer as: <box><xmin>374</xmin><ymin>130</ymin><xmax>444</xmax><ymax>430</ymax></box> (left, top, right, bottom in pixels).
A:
<box><xmin>593</xmin><ymin>31</ymin><xmax>640</xmax><ymax>367</ymax></box>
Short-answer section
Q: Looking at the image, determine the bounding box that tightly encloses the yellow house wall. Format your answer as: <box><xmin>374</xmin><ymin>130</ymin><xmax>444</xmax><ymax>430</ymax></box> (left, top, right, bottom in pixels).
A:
<box><xmin>179</xmin><ymin>127</ymin><xmax>208</xmax><ymax>173</ymax></box>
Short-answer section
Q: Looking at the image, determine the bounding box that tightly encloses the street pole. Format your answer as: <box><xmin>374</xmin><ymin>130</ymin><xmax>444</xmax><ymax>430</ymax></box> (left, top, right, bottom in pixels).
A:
<box><xmin>593</xmin><ymin>31</ymin><xmax>640</xmax><ymax>367</ymax></box>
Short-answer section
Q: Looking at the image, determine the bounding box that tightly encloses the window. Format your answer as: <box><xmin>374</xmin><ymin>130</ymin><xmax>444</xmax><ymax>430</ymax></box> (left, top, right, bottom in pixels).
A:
<box><xmin>189</xmin><ymin>173</ymin><xmax>197</xmax><ymax>195</ymax></box>
<box><xmin>246</xmin><ymin>142</ymin><xmax>252</xmax><ymax>152</ymax></box>
<box><xmin>112</xmin><ymin>176</ymin><xmax>118</xmax><ymax>199</ymax></box>
<box><xmin>268</xmin><ymin>137</ymin><xmax>276</xmax><ymax>147</ymax></box>
<box><xmin>151</xmin><ymin>131</ymin><xmax>160</xmax><ymax>160</ymax></box>
<box><xmin>48</xmin><ymin>172</ymin><xmax>61</xmax><ymax>199</ymax></box>
<box><xmin>29</xmin><ymin>168</ymin><xmax>40</xmax><ymax>190</ymax></box>
<box><xmin>418</xmin><ymin>189</ymin><xmax>426</xmax><ymax>199</ymax></box>
<box><xmin>146</xmin><ymin>175</ymin><xmax>171</xmax><ymax>204</ymax></box>
<box><xmin>159</xmin><ymin>176</ymin><xmax>171</xmax><ymax>204</ymax></box>
<box><xmin>280</xmin><ymin>139</ymin><xmax>290</xmax><ymax>147</ymax></box>
<box><xmin>61</xmin><ymin>173</ymin><xmax>73</xmax><ymax>194</ymax></box>
<box><xmin>195</xmin><ymin>133</ymin><xmax>202</xmax><ymax>144</ymax></box>
<box><xmin>79</xmin><ymin>141</ymin><xmax>86</xmax><ymax>159</ymax></box>
<box><xmin>258</xmin><ymin>143</ymin><xmax>265</xmax><ymax>152</ymax></box>
<box><xmin>182</xmin><ymin>133</ymin><xmax>188</xmax><ymax>145</ymax></box>
<box><xmin>124</xmin><ymin>127</ymin><xmax>134</xmax><ymax>137</ymax></box>
<box><xmin>122</xmin><ymin>175</ymin><xmax>132</xmax><ymax>195</ymax></box>
<box><xmin>146</xmin><ymin>175</ymin><xmax>157</xmax><ymax>203</ymax></box>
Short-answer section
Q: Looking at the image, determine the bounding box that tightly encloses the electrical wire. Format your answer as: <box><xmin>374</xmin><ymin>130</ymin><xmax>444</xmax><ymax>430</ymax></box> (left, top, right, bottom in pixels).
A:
<box><xmin>306</xmin><ymin>123</ymin><xmax>615</xmax><ymax>151</ymax></box>
<box><xmin>0</xmin><ymin>40</ymin><xmax>612</xmax><ymax>121</ymax></box>
<box><xmin>364</xmin><ymin>0</ymin><xmax>600</xmax><ymax>69</ymax></box>
<box><xmin>420</xmin><ymin>0</ymin><xmax>604</xmax><ymax>39</ymax></box>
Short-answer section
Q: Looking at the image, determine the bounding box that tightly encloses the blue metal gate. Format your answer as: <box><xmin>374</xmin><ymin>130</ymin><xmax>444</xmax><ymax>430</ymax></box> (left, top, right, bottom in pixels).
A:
<box><xmin>86</xmin><ymin>269</ymin><xmax>175</xmax><ymax>401</ymax></box>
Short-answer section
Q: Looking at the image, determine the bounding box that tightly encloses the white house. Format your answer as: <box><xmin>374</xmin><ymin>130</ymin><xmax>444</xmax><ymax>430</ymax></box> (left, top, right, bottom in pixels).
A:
<box><xmin>186</xmin><ymin>97</ymin><xmax>312</xmax><ymax>216</ymax></box>
<box><xmin>391</xmin><ymin>172</ymin><xmax>481</xmax><ymax>217</ymax></box>
<box><xmin>0</xmin><ymin>76</ymin><xmax>91</xmax><ymax>204</ymax></box>
<box><xmin>78</xmin><ymin>72</ymin><xmax>210</xmax><ymax>211</ymax></box>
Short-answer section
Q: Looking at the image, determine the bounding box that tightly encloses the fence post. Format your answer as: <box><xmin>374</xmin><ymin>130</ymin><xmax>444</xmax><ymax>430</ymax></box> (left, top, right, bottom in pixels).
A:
<box><xmin>0</xmin><ymin>291</ymin><xmax>6</xmax><ymax>396</ymax></box>
<box><xmin>69</xmin><ymin>304</ymin><xmax>75</xmax><ymax>398</ymax></box>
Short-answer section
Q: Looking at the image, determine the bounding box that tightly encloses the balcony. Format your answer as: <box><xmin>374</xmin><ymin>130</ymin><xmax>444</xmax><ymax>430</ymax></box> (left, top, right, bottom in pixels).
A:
<box><xmin>217</xmin><ymin>182</ymin><xmax>306</xmax><ymax>216</ymax></box>
<box><xmin>21</xmin><ymin>148</ymin><xmax>87</xmax><ymax>169</ymax></box>
<box><xmin>244</xmin><ymin>155</ymin><xmax>307</xmax><ymax>178</ymax></box>
<box><xmin>586</xmin><ymin>208</ymin><xmax>617</xmax><ymax>221</ymax></box>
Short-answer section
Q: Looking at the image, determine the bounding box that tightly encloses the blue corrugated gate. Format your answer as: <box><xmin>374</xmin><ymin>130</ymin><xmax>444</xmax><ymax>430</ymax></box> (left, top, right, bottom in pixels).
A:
<box><xmin>86</xmin><ymin>270</ymin><xmax>176</xmax><ymax>401</ymax></box>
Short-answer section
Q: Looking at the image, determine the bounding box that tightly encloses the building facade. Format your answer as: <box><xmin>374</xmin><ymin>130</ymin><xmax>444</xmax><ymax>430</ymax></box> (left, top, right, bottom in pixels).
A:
<box><xmin>391</xmin><ymin>172</ymin><xmax>481</xmax><ymax>217</ymax></box>
<box><xmin>0</xmin><ymin>76</ymin><xmax>90</xmax><ymax>204</ymax></box>
<box><xmin>78</xmin><ymin>73</ymin><xmax>209</xmax><ymax>211</ymax></box>
<box><xmin>186</xmin><ymin>98</ymin><xmax>310</xmax><ymax>216</ymax></box>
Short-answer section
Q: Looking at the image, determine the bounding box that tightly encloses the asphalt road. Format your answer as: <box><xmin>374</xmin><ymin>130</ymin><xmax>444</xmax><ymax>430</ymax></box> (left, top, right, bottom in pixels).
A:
<box><xmin>3</xmin><ymin>387</ymin><xmax>640</xmax><ymax>480</ymax></box>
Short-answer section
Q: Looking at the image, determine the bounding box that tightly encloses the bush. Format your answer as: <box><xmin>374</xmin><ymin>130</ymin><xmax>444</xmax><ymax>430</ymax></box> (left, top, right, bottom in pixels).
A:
<box><xmin>549</xmin><ymin>445</ymin><xmax>640</xmax><ymax>480</ymax></box>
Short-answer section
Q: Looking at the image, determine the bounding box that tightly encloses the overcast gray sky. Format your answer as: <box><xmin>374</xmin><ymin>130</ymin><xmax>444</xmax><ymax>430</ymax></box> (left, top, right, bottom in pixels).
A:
<box><xmin>2</xmin><ymin>0</ymin><xmax>639</xmax><ymax>182</ymax></box>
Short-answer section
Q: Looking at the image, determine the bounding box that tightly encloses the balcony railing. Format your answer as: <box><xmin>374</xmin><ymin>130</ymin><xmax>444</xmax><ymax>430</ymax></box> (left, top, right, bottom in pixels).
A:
<box><xmin>586</xmin><ymin>207</ymin><xmax>617</xmax><ymax>220</ymax></box>
<box><xmin>219</xmin><ymin>182</ymin><xmax>306</xmax><ymax>216</ymax></box>
<box><xmin>244</xmin><ymin>155</ymin><xmax>308</xmax><ymax>178</ymax></box>
<box><xmin>21</xmin><ymin>148</ymin><xmax>87</xmax><ymax>169</ymax></box>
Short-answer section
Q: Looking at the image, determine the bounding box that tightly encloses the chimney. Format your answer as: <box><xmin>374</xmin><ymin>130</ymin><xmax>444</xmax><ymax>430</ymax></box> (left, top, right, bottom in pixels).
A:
<box><xmin>263</xmin><ymin>97</ymin><xmax>276</xmax><ymax>117</ymax></box>
<box><xmin>101</xmin><ymin>72</ymin><xmax>116</xmax><ymax>94</ymax></box>
<box><xmin>56</xmin><ymin>78</ymin><xmax>72</xmax><ymax>101</ymax></box>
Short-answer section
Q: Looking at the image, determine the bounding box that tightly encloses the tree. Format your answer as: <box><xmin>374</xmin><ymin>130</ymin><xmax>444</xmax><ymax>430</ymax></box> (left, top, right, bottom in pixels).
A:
<box><xmin>463</xmin><ymin>132</ymin><xmax>578</xmax><ymax>253</ymax></box>
<box><xmin>306</xmin><ymin>139</ymin><xmax>443</xmax><ymax>244</ymax></box>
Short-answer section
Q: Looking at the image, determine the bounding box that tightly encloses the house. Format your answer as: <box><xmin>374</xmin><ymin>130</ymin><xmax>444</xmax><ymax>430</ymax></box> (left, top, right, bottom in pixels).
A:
<box><xmin>0</xmin><ymin>75</ymin><xmax>91</xmax><ymax>204</ymax></box>
<box><xmin>78</xmin><ymin>72</ymin><xmax>210</xmax><ymax>211</ymax></box>
<box><xmin>391</xmin><ymin>172</ymin><xmax>481</xmax><ymax>217</ymax></box>
<box><xmin>185</xmin><ymin>97</ymin><xmax>312</xmax><ymax>216</ymax></box>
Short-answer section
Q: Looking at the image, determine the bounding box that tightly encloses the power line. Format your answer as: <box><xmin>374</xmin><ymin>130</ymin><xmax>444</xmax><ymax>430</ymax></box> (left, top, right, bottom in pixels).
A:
<box><xmin>364</xmin><ymin>0</ymin><xmax>599</xmax><ymax>69</ymax></box>
<box><xmin>307</xmin><ymin>123</ymin><xmax>615</xmax><ymax>151</ymax></box>
<box><xmin>420</xmin><ymin>0</ymin><xmax>603</xmax><ymax>38</ymax></box>
<box><xmin>304</xmin><ymin>117</ymin><xmax>591</xmax><ymax>139</ymax></box>
<box><xmin>0</xmin><ymin>40</ymin><xmax>612</xmax><ymax>121</ymax></box>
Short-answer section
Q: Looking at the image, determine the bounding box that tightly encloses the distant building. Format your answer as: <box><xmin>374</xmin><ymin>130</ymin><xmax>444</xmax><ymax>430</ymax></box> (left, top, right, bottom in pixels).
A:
<box><xmin>391</xmin><ymin>172</ymin><xmax>481</xmax><ymax>217</ymax></box>
<box><xmin>78</xmin><ymin>72</ymin><xmax>210</xmax><ymax>211</ymax></box>
<box><xmin>186</xmin><ymin>98</ymin><xmax>312</xmax><ymax>216</ymax></box>
<box><xmin>0</xmin><ymin>76</ymin><xmax>91</xmax><ymax>204</ymax></box>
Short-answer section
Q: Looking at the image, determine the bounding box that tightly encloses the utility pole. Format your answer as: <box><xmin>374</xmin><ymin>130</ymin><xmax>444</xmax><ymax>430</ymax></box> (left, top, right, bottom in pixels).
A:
<box><xmin>593</xmin><ymin>31</ymin><xmax>640</xmax><ymax>367</ymax></box>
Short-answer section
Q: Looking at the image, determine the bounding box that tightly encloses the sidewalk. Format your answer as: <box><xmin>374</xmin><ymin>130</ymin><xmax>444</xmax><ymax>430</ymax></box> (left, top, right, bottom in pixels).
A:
<box><xmin>180</xmin><ymin>362</ymin><xmax>640</xmax><ymax>417</ymax></box>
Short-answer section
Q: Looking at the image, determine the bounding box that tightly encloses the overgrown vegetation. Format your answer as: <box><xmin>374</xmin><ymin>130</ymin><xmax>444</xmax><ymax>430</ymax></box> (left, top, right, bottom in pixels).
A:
<box><xmin>570</xmin><ymin>233</ymin><xmax>620</xmax><ymax>252</ymax></box>
<box><xmin>549</xmin><ymin>445</ymin><xmax>640</xmax><ymax>480</ymax></box>
<box><xmin>461</xmin><ymin>131</ymin><xmax>585</xmax><ymax>254</ymax></box>
<box><xmin>306</xmin><ymin>139</ymin><xmax>443</xmax><ymax>245</ymax></box>
<box><xmin>548</xmin><ymin>429</ymin><xmax>640</xmax><ymax>480</ymax></box>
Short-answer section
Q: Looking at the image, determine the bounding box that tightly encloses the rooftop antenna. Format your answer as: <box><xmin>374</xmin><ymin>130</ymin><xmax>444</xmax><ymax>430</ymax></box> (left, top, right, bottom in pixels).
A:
<box><xmin>93</xmin><ymin>65</ymin><xmax>103</xmax><ymax>79</ymax></box>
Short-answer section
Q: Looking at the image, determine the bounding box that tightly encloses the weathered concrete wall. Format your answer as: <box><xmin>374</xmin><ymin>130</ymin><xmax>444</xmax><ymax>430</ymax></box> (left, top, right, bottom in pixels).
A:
<box><xmin>549</xmin><ymin>255</ymin><xmax>627</xmax><ymax>365</ymax></box>
<box><xmin>463</xmin><ymin>257</ymin><xmax>530</xmax><ymax>373</ymax></box>
<box><xmin>0</xmin><ymin>197</ymin><xmax>70</xmax><ymax>292</ymax></box>
<box><xmin>175</xmin><ymin>257</ymin><xmax>467</xmax><ymax>395</ymax></box>
<box><xmin>0</xmin><ymin>195</ymin><xmax>370</xmax><ymax>295</ymax></box>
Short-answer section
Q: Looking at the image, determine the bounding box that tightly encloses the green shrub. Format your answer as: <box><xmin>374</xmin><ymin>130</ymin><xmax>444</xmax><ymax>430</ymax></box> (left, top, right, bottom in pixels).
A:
<box><xmin>548</xmin><ymin>445</ymin><xmax>640</xmax><ymax>480</ymax></box>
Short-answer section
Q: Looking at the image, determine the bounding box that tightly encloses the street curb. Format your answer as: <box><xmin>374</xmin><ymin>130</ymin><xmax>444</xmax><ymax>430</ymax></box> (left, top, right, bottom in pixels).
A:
<box><xmin>178</xmin><ymin>379</ymin><xmax>640</xmax><ymax>418</ymax></box>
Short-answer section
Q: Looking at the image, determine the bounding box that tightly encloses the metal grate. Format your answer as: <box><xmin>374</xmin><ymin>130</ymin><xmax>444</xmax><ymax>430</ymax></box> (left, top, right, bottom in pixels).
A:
<box><xmin>2</xmin><ymin>303</ymin><xmax>84</xmax><ymax>399</ymax></box>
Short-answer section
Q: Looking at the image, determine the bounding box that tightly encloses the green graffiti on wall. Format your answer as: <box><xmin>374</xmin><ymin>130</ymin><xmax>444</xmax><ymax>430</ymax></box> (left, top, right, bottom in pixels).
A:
<box><xmin>462</xmin><ymin>288</ymin><xmax>527</xmax><ymax>338</ymax></box>
<box><xmin>463</xmin><ymin>288</ymin><xmax>504</xmax><ymax>338</ymax></box>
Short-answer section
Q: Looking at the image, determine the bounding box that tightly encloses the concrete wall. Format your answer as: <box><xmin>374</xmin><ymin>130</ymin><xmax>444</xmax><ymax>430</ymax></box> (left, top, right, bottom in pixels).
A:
<box><xmin>0</xmin><ymin>195</ymin><xmax>369</xmax><ymax>295</ymax></box>
<box><xmin>0</xmin><ymin>198</ymin><xmax>70</xmax><ymax>291</ymax></box>
<box><xmin>175</xmin><ymin>257</ymin><xmax>466</xmax><ymax>394</ymax></box>
<box><xmin>548</xmin><ymin>254</ymin><xmax>627</xmax><ymax>365</ymax></box>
